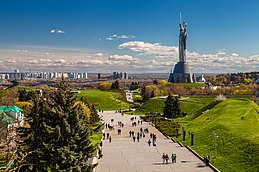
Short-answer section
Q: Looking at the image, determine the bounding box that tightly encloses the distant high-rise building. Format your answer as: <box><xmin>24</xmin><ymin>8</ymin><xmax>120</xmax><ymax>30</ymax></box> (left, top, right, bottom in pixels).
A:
<box><xmin>112</xmin><ymin>72</ymin><xmax>128</xmax><ymax>80</ymax></box>
<box><xmin>82</xmin><ymin>72</ymin><xmax>88</xmax><ymax>79</ymax></box>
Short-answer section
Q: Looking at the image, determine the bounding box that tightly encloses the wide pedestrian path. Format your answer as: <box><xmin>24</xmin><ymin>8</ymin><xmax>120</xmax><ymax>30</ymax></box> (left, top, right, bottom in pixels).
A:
<box><xmin>96</xmin><ymin>111</ymin><xmax>213</xmax><ymax>172</ymax></box>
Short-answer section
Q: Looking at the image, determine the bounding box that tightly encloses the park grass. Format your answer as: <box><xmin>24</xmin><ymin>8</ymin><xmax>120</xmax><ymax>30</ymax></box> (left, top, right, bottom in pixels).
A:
<box><xmin>0</xmin><ymin>86</ymin><xmax>34</xmax><ymax>98</ymax></box>
<box><xmin>91</xmin><ymin>122</ymin><xmax>104</xmax><ymax>155</ymax></box>
<box><xmin>171</xmin><ymin>82</ymin><xmax>207</xmax><ymax>88</ymax></box>
<box><xmin>75</xmin><ymin>89</ymin><xmax>131</xmax><ymax>110</ymax></box>
<box><xmin>7</xmin><ymin>86</ymin><xmax>34</xmax><ymax>91</ymax></box>
<box><xmin>134</xmin><ymin>99</ymin><xmax>165</xmax><ymax>115</ymax></box>
<box><xmin>173</xmin><ymin>98</ymin><xmax>259</xmax><ymax>171</ymax></box>
<box><xmin>133</xmin><ymin>96</ymin><xmax>215</xmax><ymax>115</ymax></box>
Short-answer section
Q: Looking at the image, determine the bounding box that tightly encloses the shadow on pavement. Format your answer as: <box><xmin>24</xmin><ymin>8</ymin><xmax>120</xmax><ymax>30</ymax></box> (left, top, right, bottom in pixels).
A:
<box><xmin>153</xmin><ymin>162</ymin><xmax>174</xmax><ymax>165</ymax></box>
<box><xmin>196</xmin><ymin>163</ymin><xmax>207</xmax><ymax>168</ymax></box>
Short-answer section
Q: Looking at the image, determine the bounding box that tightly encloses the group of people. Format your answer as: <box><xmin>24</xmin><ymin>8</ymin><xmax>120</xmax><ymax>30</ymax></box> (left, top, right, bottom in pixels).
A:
<box><xmin>148</xmin><ymin>133</ymin><xmax>157</xmax><ymax>146</ymax></box>
<box><xmin>103</xmin><ymin>132</ymin><xmax>112</xmax><ymax>143</ymax></box>
<box><xmin>162</xmin><ymin>153</ymin><xmax>177</xmax><ymax>164</ymax></box>
<box><xmin>118</xmin><ymin>121</ymin><xmax>124</xmax><ymax>127</ymax></box>
<box><xmin>129</xmin><ymin>127</ymin><xmax>150</xmax><ymax>142</ymax></box>
<box><xmin>105</xmin><ymin>123</ymin><xmax>115</xmax><ymax>131</ymax></box>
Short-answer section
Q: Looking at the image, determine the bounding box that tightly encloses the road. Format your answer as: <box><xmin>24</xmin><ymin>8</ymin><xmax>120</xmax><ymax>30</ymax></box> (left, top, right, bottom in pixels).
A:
<box><xmin>96</xmin><ymin>111</ymin><xmax>212</xmax><ymax>172</ymax></box>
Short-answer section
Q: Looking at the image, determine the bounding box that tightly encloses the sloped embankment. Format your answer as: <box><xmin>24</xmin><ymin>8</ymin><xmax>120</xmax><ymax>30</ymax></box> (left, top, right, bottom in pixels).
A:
<box><xmin>177</xmin><ymin>99</ymin><xmax>259</xmax><ymax>171</ymax></box>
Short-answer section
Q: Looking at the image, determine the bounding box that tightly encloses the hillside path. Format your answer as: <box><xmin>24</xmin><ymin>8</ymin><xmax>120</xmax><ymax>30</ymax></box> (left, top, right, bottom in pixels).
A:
<box><xmin>96</xmin><ymin>111</ymin><xmax>213</xmax><ymax>172</ymax></box>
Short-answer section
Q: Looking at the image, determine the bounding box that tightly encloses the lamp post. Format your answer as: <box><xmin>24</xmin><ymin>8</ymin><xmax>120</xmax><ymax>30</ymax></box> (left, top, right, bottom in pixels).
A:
<box><xmin>213</xmin><ymin>132</ymin><xmax>218</xmax><ymax>158</ymax></box>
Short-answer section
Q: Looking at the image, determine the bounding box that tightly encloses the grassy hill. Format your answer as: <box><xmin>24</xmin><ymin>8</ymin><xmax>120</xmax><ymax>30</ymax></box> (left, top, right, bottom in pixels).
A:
<box><xmin>75</xmin><ymin>89</ymin><xmax>131</xmax><ymax>110</ymax></box>
<box><xmin>133</xmin><ymin>96</ymin><xmax>215</xmax><ymax>115</ymax></box>
<box><xmin>174</xmin><ymin>98</ymin><xmax>259</xmax><ymax>171</ymax></box>
<box><xmin>0</xmin><ymin>86</ymin><xmax>34</xmax><ymax>98</ymax></box>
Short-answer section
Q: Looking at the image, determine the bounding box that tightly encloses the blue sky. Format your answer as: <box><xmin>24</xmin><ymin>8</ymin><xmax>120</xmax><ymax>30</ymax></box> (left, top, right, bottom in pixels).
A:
<box><xmin>0</xmin><ymin>0</ymin><xmax>258</xmax><ymax>73</ymax></box>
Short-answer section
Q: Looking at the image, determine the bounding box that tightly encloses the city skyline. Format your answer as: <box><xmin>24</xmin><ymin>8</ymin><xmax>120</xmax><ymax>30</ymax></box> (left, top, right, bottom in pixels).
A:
<box><xmin>0</xmin><ymin>0</ymin><xmax>259</xmax><ymax>73</ymax></box>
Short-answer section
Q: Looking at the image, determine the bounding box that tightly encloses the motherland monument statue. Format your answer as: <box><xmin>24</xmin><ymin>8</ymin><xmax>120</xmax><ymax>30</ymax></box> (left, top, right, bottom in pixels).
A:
<box><xmin>168</xmin><ymin>14</ymin><xmax>195</xmax><ymax>83</ymax></box>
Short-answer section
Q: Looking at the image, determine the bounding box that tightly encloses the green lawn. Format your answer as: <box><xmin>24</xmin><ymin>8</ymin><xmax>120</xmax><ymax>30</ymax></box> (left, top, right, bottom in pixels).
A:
<box><xmin>133</xmin><ymin>96</ymin><xmax>215</xmax><ymax>115</ymax></box>
<box><xmin>133</xmin><ymin>99</ymin><xmax>165</xmax><ymax>114</ymax></box>
<box><xmin>171</xmin><ymin>82</ymin><xmax>207</xmax><ymax>88</ymax></box>
<box><xmin>75</xmin><ymin>89</ymin><xmax>131</xmax><ymax>110</ymax></box>
<box><xmin>0</xmin><ymin>86</ymin><xmax>34</xmax><ymax>98</ymax></box>
<box><xmin>91</xmin><ymin>122</ymin><xmax>104</xmax><ymax>155</ymax></box>
<box><xmin>7</xmin><ymin>86</ymin><xmax>34</xmax><ymax>91</ymax></box>
<box><xmin>174</xmin><ymin>98</ymin><xmax>259</xmax><ymax>171</ymax></box>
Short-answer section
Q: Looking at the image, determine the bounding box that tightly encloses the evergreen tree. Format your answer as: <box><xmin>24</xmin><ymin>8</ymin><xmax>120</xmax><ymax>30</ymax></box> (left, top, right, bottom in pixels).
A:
<box><xmin>80</xmin><ymin>97</ymin><xmax>100</xmax><ymax>124</ymax></box>
<box><xmin>18</xmin><ymin>89</ymin><xmax>28</xmax><ymax>102</ymax></box>
<box><xmin>89</xmin><ymin>104</ymin><xmax>100</xmax><ymax>124</ymax></box>
<box><xmin>163</xmin><ymin>94</ymin><xmax>181</xmax><ymax>118</ymax></box>
<box><xmin>111</xmin><ymin>80</ymin><xmax>120</xmax><ymax>89</ymax></box>
<box><xmin>10</xmin><ymin>79</ymin><xmax>94</xmax><ymax>171</ymax></box>
<box><xmin>153</xmin><ymin>79</ymin><xmax>158</xmax><ymax>85</ymax></box>
<box><xmin>141</xmin><ymin>86</ymin><xmax>150</xmax><ymax>102</ymax></box>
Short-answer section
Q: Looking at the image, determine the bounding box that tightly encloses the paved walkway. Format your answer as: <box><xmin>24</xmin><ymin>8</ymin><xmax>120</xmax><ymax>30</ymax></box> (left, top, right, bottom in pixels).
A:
<box><xmin>96</xmin><ymin>111</ymin><xmax>213</xmax><ymax>172</ymax></box>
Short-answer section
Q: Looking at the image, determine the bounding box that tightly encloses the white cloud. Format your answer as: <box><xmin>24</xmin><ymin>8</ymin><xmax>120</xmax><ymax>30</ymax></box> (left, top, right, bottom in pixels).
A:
<box><xmin>109</xmin><ymin>55</ymin><xmax>137</xmax><ymax>61</ymax></box>
<box><xmin>0</xmin><ymin>44</ymin><xmax>258</xmax><ymax>73</ymax></box>
<box><xmin>105</xmin><ymin>34</ymin><xmax>136</xmax><ymax>41</ymax></box>
<box><xmin>105</xmin><ymin>60</ymin><xmax>127</xmax><ymax>66</ymax></box>
<box><xmin>118</xmin><ymin>41</ymin><xmax>259</xmax><ymax>73</ymax></box>
<box><xmin>118</xmin><ymin>41</ymin><xmax>178</xmax><ymax>58</ymax></box>
<box><xmin>6</xmin><ymin>59</ymin><xmax>16</xmax><ymax>63</ymax></box>
<box><xmin>28</xmin><ymin>59</ymin><xmax>52</xmax><ymax>64</ymax></box>
<box><xmin>76</xmin><ymin>60</ymin><xmax>103</xmax><ymax>65</ymax></box>
<box><xmin>57</xmin><ymin>29</ymin><xmax>65</xmax><ymax>34</ymax></box>
<box><xmin>54</xmin><ymin>59</ymin><xmax>66</xmax><ymax>63</ymax></box>
<box><xmin>231</xmin><ymin>53</ymin><xmax>239</xmax><ymax>57</ymax></box>
<box><xmin>217</xmin><ymin>49</ymin><xmax>227</xmax><ymax>56</ymax></box>
<box><xmin>50</xmin><ymin>29</ymin><xmax>65</xmax><ymax>34</ymax></box>
<box><xmin>95</xmin><ymin>53</ymin><xmax>103</xmax><ymax>57</ymax></box>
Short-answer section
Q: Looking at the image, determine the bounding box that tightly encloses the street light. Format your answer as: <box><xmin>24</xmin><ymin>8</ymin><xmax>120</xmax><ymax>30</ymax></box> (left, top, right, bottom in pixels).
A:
<box><xmin>213</xmin><ymin>132</ymin><xmax>218</xmax><ymax>158</ymax></box>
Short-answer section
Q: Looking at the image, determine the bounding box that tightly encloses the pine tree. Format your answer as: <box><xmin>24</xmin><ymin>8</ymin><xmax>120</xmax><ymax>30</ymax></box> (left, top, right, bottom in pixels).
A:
<box><xmin>18</xmin><ymin>89</ymin><xmax>28</xmax><ymax>102</ymax></box>
<box><xmin>111</xmin><ymin>80</ymin><xmax>120</xmax><ymax>89</ymax></box>
<box><xmin>153</xmin><ymin>79</ymin><xmax>158</xmax><ymax>85</ymax></box>
<box><xmin>10</xmin><ymin>79</ymin><xmax>94</xmax><ymax>171</ymax></box>
<box><xmin>89</xmin><ymin>105</ymin><xmax>100</xmax><ymax>124</ymax></box>
<box><xmin>8</xmin><ymin>94</ymin><xmax>49</xmax><ymax>172</ymax></box>
<box><xmin>163</xmin><ymin>94</ymin><xmax>181</xmax><ymax>118</ymax></box>
<box><xmin>141</xmin><ymin>86</ymin><xmax>150</xmax><ymax>102</ymax></box>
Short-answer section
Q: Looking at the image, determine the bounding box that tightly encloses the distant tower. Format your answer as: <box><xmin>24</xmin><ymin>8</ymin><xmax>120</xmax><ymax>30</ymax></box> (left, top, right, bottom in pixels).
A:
<box><xmin>168</xmin><ymin>14</ymin><xmax>194</xmax><ymax>83</ymax></box>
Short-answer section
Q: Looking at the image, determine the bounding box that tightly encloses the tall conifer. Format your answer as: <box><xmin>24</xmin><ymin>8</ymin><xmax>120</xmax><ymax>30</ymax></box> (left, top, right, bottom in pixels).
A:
<box><xmin>163</xmin><ymin>94</ymin><xmax>181</xmax><ymax>118</ymax></box>
<box><xmin>10</xmin><ymin>79</ymin><xmax>94</xmax><ymax>171</ymax></box>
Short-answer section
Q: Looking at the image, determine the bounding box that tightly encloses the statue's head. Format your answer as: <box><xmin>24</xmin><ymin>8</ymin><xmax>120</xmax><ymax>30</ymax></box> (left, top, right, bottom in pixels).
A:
<box><xmin>184</xmin><ymin>22</ymin><xmax>187</xmax><ymax>28</ymax></box>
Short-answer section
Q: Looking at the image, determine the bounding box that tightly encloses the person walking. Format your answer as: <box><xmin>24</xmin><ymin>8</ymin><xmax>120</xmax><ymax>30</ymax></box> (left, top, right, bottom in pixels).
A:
<box><xmin>165</xmin><ymin>154</ymin><xmax>169</xmax><ymax>164</ymax></box>
<box><xmin>162</xmin><ymin>153</ymin><xmax>166</xmax><ymax>164</ymax></box>
<box><xmin>171</xmin><ymin>153</ymin><xmax>176</xmax><ymax>163</ymax></box>
<box><xmin>148</xmin><ymin>139</ymin><xmax>151</xmax><ymax>146</ymax></box>
<box><xmin>133</xmin><ymin>136</ymin><xmax>136</xmax><ymax>142</ymax></box>
<box><xmin>109</xmin><ymin>136</ymin><xmax>112</xmax><ymax>143</ymax></box>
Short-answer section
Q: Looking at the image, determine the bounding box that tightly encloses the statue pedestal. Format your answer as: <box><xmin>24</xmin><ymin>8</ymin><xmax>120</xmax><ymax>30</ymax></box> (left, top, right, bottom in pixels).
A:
<box><xmin>168</xmin><ymin>62</ymin><xmax>193</xmax><ymax>83</ymax></box>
